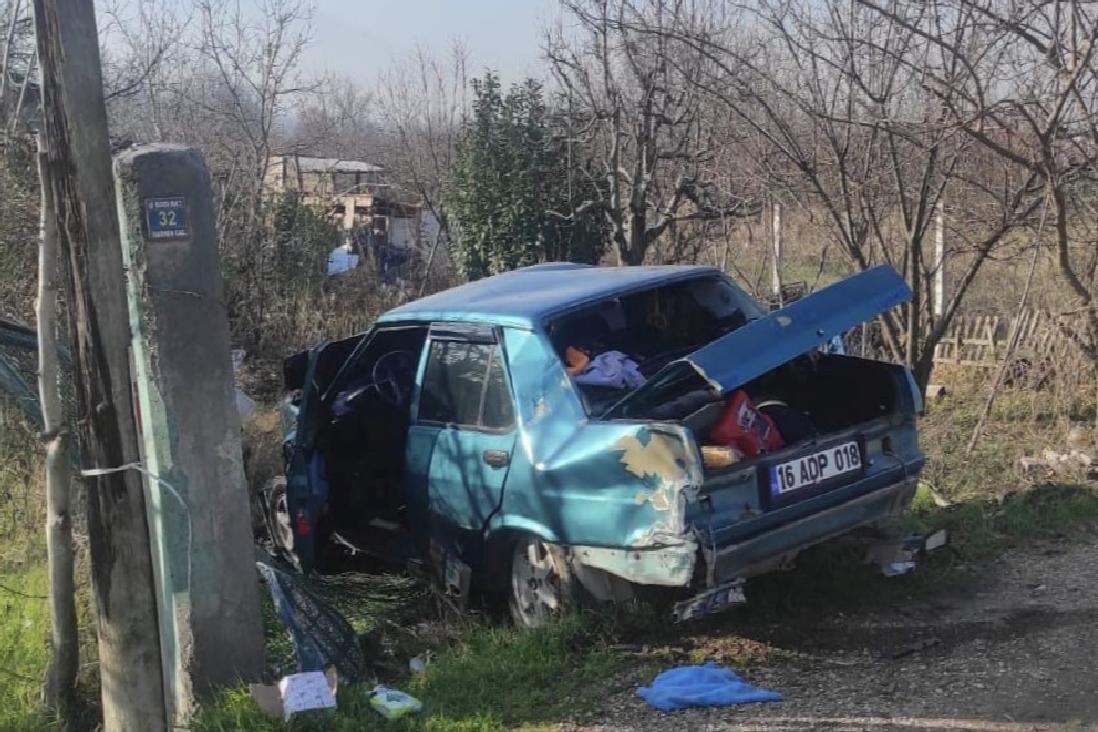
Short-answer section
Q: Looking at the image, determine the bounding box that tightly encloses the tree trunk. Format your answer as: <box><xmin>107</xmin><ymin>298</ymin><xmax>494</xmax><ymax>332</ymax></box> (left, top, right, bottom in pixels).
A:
<box><xmin>9</xmin><ymin>46</ymin><xmax>35</xmax><ymax>135</ymax></box>
<box><xmin>32</xmin><ymin>1</ymin><xmax>167</xmax><ymax>729</ymax></box>
<box><xmin>965</xmin><ymin>242</ymin><xmax>1041</xmax><ymax>455</ymax></box>
<box><xmin>0</xmin><ymin>0</ymin><xmax>22</xmax><ymax>118</ymax></box>
<box><xmin>622</xmin><ymin>209</ymin><xmax>646</xmax><ymax>265</ymax></box>
<box><xmin>905</xmin><ymin>232</ymin><xmax>922</xmax><ymax>372</ymax></box>
<box><xmin>36</xmin><ymin>131</ymin><xmax>78</xmax><ymax>725</ymax></box>
<box><xmin>1051</xmin><ymin>181</ymin><xmax>1098</xmax><ymax>361</ymax></box>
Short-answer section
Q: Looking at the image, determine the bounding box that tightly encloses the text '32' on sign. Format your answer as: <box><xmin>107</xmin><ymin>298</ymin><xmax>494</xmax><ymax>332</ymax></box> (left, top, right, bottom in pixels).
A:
<box><xmin>144</xmin><ymin>196</ymin><xmax>189</xmax><ymax>240</ymax></box>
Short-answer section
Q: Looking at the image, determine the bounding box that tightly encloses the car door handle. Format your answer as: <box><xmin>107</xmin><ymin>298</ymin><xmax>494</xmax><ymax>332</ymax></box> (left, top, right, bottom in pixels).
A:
<box><xmin>482</xmin><ymin>449</ymin><xmax>510</xmax><ymax>469</ymax></box>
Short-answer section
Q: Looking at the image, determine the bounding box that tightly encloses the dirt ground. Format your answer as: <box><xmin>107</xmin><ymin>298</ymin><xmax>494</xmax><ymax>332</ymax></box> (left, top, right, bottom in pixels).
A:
<box><xmin>572</xmin><ymin>534</ymin><xmax>1098</xmax><ymax>732</ymax></box>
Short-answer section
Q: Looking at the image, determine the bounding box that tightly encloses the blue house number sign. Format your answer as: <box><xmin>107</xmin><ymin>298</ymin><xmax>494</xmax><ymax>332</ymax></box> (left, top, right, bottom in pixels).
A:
<box><xmin>144</xmin><ymin>196</ymin><xmax>189</xmax><ymax>240</ymax></box>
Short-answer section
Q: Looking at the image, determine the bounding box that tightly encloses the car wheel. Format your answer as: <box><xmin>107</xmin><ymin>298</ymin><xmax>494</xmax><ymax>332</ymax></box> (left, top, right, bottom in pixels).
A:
<box><xmin>263</xmin><ymin>477</ymin><xmax>297</xmax><ymax>559</ymax></box>
<box><xmin>508</xmin><ymin>536</ymin><xmax>574</xmax><ymax>627</ymax></box>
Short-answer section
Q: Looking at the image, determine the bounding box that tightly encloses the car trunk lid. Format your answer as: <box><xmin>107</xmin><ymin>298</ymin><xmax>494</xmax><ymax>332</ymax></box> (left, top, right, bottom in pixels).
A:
<box><xmin>604</xmin><ymin>265</ymin><xmax>911</xmax><ymax>418</ymax></box>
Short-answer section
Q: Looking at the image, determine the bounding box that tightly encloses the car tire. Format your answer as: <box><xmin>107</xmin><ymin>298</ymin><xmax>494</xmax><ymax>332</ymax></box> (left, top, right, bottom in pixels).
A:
<box><xmin>508</xmin><ymin>535</ymin><xmax>576</xmax><ymax>628</ymax></box>
<box><xmin>262</xmin><ymin>477</ymin><xmax>299</xmax><ymax>567</ymax></box>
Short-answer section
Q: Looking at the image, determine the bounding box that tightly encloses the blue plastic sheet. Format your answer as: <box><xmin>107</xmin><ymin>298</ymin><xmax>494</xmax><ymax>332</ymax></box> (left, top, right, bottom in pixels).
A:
<box><xmin>637</xmin><ymin>662</ymin><xmax>783</xmax><ymax>712</ymax></box>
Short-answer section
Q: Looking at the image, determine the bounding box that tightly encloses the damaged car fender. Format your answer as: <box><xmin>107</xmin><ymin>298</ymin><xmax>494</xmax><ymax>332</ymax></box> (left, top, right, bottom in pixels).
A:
<box><xmin>483</xmin><ymin>328</ymin><xmax>700</xmax><ymax>589</ymax></box>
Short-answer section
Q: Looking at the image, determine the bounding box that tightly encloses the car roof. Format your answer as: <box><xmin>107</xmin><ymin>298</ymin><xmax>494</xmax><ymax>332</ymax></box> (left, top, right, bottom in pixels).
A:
<box><xmin>377</xmin><ymin>263</ymin><xmax>724</xmax><ymax>328</ymax></box>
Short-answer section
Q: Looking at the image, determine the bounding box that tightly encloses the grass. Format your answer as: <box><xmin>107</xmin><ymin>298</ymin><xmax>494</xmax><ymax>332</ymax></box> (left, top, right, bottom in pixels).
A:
<box><xmin>907</xmin><ymin>482</ymin><xmax>1098</xmax><ymax>558</ymax></box>
<box><xmin>192</xmin><ymin>614</ymin><xmax>627</xmax><ymax>732</ymax></box>
<box><xmin>910</xmin><ymin>382</ymin><xmax>1098</xmax><ymax>556</ymax></box>
<box><xmin>7</xmin><ymin>383</ymin><xmax>1098</xmax><ymax>731</ymax></box>
<box><xmin>0</xmin><ymin>565</ymin><xmax>52</xmax><ymax>732</ymax></box>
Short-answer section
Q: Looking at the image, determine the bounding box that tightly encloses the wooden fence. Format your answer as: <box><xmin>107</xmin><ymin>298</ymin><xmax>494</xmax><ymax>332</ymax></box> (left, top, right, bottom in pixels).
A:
<box><xmin>932</xmin><ymin>310</ymin><xmax>1075</xmax><ymax>368</ymax></box>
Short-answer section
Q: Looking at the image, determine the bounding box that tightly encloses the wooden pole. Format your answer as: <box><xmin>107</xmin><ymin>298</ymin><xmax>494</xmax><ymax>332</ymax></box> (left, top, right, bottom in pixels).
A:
<box><xmin>32</xmin><ymin>1</ymin><xmax>166</xmax><ymax>729</ymax></box>
<box><xmin>35</xmin><ymin>131</ymin><xmax>78</xmax><ymax>723</ymax></box>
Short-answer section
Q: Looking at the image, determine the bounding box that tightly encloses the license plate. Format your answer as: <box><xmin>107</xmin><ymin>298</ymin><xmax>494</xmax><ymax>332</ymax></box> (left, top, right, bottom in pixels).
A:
<box><xmin>673</xmin><ymin>581</ymin><xmax>746</xmax><ymax>622</ymax></box>
<box><xmin>770</xmin><ymin>440</ymin><xmax>862</xmax><ymax>496</ymax></box>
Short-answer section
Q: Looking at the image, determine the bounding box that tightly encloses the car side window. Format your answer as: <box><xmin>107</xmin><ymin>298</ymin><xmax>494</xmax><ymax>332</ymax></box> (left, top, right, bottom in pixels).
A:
<box><xmin>418</xmin><ymin>339</ymin><xmax>515</xmax><ymax>430</ymax></box>
<box><xmin>480</xmin><ymin>346</ymin><xmax>514</xmax><ymax>429</ymax></box>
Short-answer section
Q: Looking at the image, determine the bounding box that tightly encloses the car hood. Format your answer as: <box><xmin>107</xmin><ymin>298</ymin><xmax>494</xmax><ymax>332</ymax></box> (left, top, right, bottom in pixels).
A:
<box><xmin>604</xmin><ymin>265</ymin><xmax>911</xmax><ymax>417</ymax></box>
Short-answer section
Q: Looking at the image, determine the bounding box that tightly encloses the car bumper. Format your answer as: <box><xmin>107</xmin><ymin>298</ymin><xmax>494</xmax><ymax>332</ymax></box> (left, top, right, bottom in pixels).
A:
<box><xmin>568</xmin><ymin>472</ymin><xmax>918</xmax><ymax>595</ymax></box>
<box><xmin>705</xmin><ymin>475</ymin><xmax>919</xmax><ymax>585</ymax></box>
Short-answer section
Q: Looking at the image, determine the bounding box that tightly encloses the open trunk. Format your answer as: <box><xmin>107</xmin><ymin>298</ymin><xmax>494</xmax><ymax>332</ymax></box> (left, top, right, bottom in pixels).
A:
<box><xmin>578</xmin><ymin>266</ymin><xmax>919</xmax><ymax>558</ymax></box>
<box><xmin>667</xmin><ymin>352</ymin><xmax>902</xmax><ymax>453</ymax></box>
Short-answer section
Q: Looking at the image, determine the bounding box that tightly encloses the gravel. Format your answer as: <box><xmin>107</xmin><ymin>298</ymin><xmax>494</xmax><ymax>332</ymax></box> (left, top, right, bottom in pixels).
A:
<box><xmin>568</xmin><ymin>536</ymin><xmax>1098</xmax><ymax>732</ymax></box>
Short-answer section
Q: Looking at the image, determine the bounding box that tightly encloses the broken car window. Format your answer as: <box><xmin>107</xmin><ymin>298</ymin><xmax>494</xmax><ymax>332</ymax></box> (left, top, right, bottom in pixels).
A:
<box><xmin>550</xmin><ymin>276</ymin><xmax>761</xmax><ymax>375</ymax></box>
<box><xmin>549</xmin><ymin>276</ymin><xmax>763</xmax><ymax>415</ymax></box>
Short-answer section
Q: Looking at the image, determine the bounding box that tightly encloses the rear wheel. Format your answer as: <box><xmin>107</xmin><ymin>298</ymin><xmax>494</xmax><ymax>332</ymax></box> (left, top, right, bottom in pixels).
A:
<box><xmin>508</xmin><ymin>536</ymin><xmax>575</xmax><ymax>627</ymax></box>
<box><xmin>263</xmin><ymin>477</ymin><xmax>295</xmax><ymax>553</ymax></box>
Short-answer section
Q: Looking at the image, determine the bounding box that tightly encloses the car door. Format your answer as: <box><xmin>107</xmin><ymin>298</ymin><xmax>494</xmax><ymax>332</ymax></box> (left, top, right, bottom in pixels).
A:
<box><xmin>405</xmin><ymin>323</ymin><xmax>517</xmax><ymax>567</ymax></box>
<box><xmin>284</xmin><ymin>339</ymin><xmax>343</xmax><ymax>573</ymax></box>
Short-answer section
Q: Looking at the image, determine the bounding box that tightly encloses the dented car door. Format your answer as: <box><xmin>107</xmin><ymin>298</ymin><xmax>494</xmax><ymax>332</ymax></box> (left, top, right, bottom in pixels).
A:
<box><xmin>404</xmin><ymin>323</ymin><xmax>518</xmax><ymax>572</ymax></box>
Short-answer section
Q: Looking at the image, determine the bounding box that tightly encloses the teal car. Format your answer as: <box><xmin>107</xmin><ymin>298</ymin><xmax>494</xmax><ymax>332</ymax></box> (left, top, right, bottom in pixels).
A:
<box><xmin>270</xmin><ymin>263</ymin><xmax>924</xmax><ymax>625</ymax></box>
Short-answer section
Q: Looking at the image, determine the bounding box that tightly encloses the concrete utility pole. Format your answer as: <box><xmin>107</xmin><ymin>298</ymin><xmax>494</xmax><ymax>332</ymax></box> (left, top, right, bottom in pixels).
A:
<box><xmin>116</xmin><ymin>144</ymin><xmax>264</xmax><ymax>725</ymax></box>
<box><xmin>933</xmin><ymin>201</ymin><xmax>946</xmax><ymax>318</ymax></box>
<box><xmin>32</xmin><ymin>1</ymin><xmax>166</xmax><ymax>729</ymax></box>
<box><xmin>771</xmin><ymin>201</ymin><xmax>783</xmax><ymax>305</ymax></box>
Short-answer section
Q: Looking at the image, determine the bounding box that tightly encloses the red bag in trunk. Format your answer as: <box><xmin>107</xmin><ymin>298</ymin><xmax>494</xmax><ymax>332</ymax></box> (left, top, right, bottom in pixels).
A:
<box><xmin>709</xmin><ymin>389</ymin><xmax>784</xmax><ymax>457</ymax></box>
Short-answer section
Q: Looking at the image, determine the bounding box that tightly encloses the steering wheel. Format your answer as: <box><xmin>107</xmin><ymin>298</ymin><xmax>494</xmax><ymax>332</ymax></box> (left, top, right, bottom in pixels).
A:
<box><xmin>372</xmin><ymin>349</ymin><xmax>416</xmax><ymax>407</ymax></box>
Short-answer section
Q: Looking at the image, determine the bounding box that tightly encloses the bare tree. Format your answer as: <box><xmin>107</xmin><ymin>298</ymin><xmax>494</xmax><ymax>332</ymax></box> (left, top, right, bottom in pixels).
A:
<box><xmin>375</xmin><ymin>43</ymin><xmax>468</xmax><ymax>286</ymax></box>
<box><xmin>546</xmin><ymin>0</ymin><xmax>758</xmax><ymax>266</ymax></box>
<box><xmin>97</xmin><ymin>0</ymin><xmax>180</xmax><ymax>112</ymax></box>
<box><xmin>187</xmin><ymin>0</ymin><xmax>317</xmax><ymax>348</ymax></box>
<box><xmin>0</xmin><ymin>0</ymin><xmax>36</xmax><ymax>135</ymax></box>
<box><xmin>852</xmin><ymin>0</ymin><xmax>1098</xmax><ymax>362</ymax></box>
<box><xmin>290</xmin><ymin>75</ymin><xmax>380</xmax><ymax>159</ymax></box>
<box><xmin>621</xmin><ymin>0</ymin><xmax>1043</xmax><ymax>386</ymax></box>
<box><xmin>35</xmin><ymin>129</ymin><xmax>77</xmax><ymax>724</ymax></box>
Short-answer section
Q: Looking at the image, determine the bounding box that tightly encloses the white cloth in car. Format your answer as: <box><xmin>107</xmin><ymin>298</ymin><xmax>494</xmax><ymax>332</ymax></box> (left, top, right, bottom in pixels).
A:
<box><xmin>573</xmin><ymin>350</ymin><xmax>646</xmax><ymax>389</ymax></box>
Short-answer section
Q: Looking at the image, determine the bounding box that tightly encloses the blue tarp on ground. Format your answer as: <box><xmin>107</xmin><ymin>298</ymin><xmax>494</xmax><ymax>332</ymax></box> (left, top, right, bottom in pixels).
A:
<box><xmin>637</xmin><ymin>662</ymin><xmax>783</xmax><ymax>712</ymax></box>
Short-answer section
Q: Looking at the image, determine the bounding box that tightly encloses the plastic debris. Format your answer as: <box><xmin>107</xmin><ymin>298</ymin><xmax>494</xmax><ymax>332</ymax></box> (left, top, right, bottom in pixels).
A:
<box><xmin>409</xmin><ymin>653</ymin><xmax>430</xmax><ymax>674</ymax></box>
<box><xmin>370</xmin><ymin>685</ymin><xmax>422</xmax><ymax>719</ymax></box>
<box><xmin>327</xmin><ymin>243</ymin><xmax>360</xmax><ymax>275</ymax></box>
<box><xmin>882</xmin><ymin>560</ymin><xmax>917</xmax><ymax>577</ymax></box>
<box><xmin>250</xmin><ymin>667</ymin><xmax>338</xmax><ymax>720</ymax></box>
<box><xmin>636</xmin><ymin>662</ymin><xmax>782</xmax><ymax>712</ymax></box>
<box><xmin>230</xmin><ymin>349</ymin><xmax>257</xmax><ymax>421</ymax></box>
<box><xmin>235</xmin><ymin>388</ymin><xmax>257</xmax><ymax>421</ymax></box>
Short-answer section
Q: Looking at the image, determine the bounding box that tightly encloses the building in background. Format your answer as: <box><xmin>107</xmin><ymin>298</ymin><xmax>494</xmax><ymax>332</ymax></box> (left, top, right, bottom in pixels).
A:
<box><xmin>264</xmin><ymin>155</ymin><xmax>439</xmax><ymax>279</ymax></box>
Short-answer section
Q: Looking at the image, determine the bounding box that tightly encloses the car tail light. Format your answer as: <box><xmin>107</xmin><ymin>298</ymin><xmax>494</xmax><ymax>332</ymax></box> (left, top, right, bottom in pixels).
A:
<box><xmin>294</xmin><ymin>509</ymin><xmax>312</xmax><ymax>536</ymax></box>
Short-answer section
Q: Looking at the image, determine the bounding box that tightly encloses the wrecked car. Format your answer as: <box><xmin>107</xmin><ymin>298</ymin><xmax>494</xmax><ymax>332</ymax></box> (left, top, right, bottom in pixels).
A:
<box><xmin>267</xmin><ymin>263</ymin><xmax>925</xmax><ymax>626</ymax></box>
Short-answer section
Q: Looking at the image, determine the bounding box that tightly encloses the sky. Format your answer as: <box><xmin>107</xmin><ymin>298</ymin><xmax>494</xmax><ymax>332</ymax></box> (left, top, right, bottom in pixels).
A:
<box><xmin>306</xmin><ymin>0</ymin><xmax>557</xmax><ymax>83</ymax></box>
